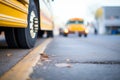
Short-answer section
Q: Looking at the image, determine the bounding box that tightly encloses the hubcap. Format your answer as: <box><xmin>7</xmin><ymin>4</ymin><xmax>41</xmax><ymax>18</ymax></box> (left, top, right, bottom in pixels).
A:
<box><xmin>29</xmin><ymin>11</ymin><xmax>38</xmax><ymax>38</ymax></box>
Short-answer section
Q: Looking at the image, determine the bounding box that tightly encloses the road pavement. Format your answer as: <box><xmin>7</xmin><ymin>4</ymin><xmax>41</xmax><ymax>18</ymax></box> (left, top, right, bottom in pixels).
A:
<box><xmin>30</xmin><ymin>34</ymin><xmax>120</xmax><ymax>80</ymax></box>
<box><xmin>0</xmin><ymin>34</ymin><xmax>120</xmax><ymax>80</ymax></box>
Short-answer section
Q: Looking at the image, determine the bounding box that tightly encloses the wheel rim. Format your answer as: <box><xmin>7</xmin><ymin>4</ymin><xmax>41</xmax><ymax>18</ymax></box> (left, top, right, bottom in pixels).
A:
<box><xmin>29</xmin><ymin>11</ymin><xmax>36</xmax><ymax>38</ymax></box>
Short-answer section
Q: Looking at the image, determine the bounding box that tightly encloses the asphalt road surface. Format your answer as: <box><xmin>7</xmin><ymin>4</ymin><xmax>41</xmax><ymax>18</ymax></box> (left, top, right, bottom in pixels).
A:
<box><xmin>30</xmin><ymin>34</ymin><xmax>120</xmax><ymax>80</ymax></box>
<box><xmin>0</xmin><ymin>34</ymin><xmax>120</xmax><ymax>80</ymax></box>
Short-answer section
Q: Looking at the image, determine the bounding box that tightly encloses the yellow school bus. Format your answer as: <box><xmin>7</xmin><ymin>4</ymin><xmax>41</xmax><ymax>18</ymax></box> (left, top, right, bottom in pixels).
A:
<box><xmin>0</xmin><ymin>0</ymin><xmax>54</xmax><ymax>48</ymax></box>
<box><xmin>63</xmin><ymin>18</ymin><xmax>88</xmax><ymax>37</ymax></box>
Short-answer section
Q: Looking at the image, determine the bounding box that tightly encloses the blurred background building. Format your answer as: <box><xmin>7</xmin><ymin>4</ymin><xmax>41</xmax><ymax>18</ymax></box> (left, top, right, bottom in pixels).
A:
<box><xmin>95</xmin><ymin>6</ymin><xmax>120</xmax><ymax>34</ymax></box>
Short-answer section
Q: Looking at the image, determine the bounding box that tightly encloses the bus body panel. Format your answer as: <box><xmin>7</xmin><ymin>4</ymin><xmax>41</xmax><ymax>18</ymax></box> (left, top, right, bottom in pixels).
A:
<box><xmin>40</xmin><ymin>0</ymin><xmax>53</xmax><ymax>31</ymax></box>
<box><xmin>67</xmin><ymin>24</ymin><xmax>86</xmax><ymax>32</ymax></box>
<box><xmin>0</xmin><ymin>0</ymin><xmax>28</xmax><ymax>28</ymax></box>
<box><xmin>0</xmin><ymin>0</ymin><xmax>54</xmax><ymax>30</ymax></box>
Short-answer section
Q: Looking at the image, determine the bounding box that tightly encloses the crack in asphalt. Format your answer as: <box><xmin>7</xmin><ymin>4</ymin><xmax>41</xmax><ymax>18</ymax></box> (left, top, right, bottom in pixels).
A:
<box><xmin>68</xmin><ymin>61</ymin><xmax>120</xmax><ymax>64</ymax></box>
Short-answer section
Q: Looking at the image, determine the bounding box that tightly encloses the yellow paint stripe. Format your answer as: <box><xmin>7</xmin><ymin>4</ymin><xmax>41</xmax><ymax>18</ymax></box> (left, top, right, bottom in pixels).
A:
<box><xmin>0</xmin><ymin>38</ymin><xmax>52</xmax><ymax>80</ymax></box>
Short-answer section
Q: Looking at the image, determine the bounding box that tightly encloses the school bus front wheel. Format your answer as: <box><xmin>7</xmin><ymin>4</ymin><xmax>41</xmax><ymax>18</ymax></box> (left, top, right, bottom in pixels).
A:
<box><xmin>5</xmin><ymin>0</ymin><xmax>38</xmax><ymax>48</ymax></box>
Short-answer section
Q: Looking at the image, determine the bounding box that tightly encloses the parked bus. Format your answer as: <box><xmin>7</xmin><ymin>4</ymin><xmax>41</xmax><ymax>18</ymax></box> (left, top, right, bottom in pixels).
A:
<box><xmin>0</xmin><ymin>0</ymin><xmax>54</xmax><ymax>49</ymax></box>
<box><xmin>62</xmin><ymin>18</ymin><xmax>88</xmax><ymax>37</ymax></box>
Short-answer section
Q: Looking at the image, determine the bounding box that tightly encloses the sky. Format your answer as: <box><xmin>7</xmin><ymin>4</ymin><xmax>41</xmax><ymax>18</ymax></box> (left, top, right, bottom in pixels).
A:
<box><xmin>51</xmin><ymin>0</ymin><xmax>120</xmax><ymax>26</ymax></box>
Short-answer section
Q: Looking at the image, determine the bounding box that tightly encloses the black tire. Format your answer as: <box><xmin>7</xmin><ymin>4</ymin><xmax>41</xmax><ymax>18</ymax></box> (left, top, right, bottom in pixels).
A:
<box><xmin>78</xmin><ymin>33</ymin><xmax>82</xmax><ymax>37</ymax></box>
<box><xmin>5</xmin><ymin>28</ymin><xmax>18</xmax><ymax>48</ymax></box>
<box><xmin>47</xmin><ymin>31</ymin><xmax>54</xmax><ymax>38</ymax></box>
<box><xmin>84</xmin><ymin>34</ymin><xmax>87</xmax><ymax>37</ymax></box>
<box><xmin>63</xmin><ymin>33</ymin><xmax>68</xmax><ymax>37</ymax></box>
<box><xmin>15</xmin><ymin>0</ymin><xmax>38</xmax><ymax>48</ymax></box>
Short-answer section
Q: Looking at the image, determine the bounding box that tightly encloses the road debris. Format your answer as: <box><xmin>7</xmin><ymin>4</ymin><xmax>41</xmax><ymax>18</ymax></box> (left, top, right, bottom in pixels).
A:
<box><xmin>37</xmin><ymin>62</ymin><xmax>43</xmax><ymax>66</ymax></box>
<box><xmin>66</xmin><ymin>59</ymin><xmax>70</xmax><ymax>62</ymax></box>
<box><xmin>6</xmin><ymin>53</ymin><xmax>13</xmax><ymax>57</ymax></box>
<box><xmin>55</xmin><ymin>63</ymin><xmax>72</xmax><ymax>68</ymax></box>
<box><xmin>40</xmin><ymin>53</ymin><xmax>49</xmax><ymax>61</ymax></box>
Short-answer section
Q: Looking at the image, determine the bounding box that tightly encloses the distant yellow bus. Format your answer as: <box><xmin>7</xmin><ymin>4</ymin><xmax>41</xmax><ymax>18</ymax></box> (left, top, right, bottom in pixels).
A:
<box><xmin>0</xmin><ymin>0</ymin><xmax>54</xmax><ymax>48</ymax></box>
<box><xmin>63</xmin><ymin>18</ymin><xmax>88</xmax><ymax>37</ymax></box>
